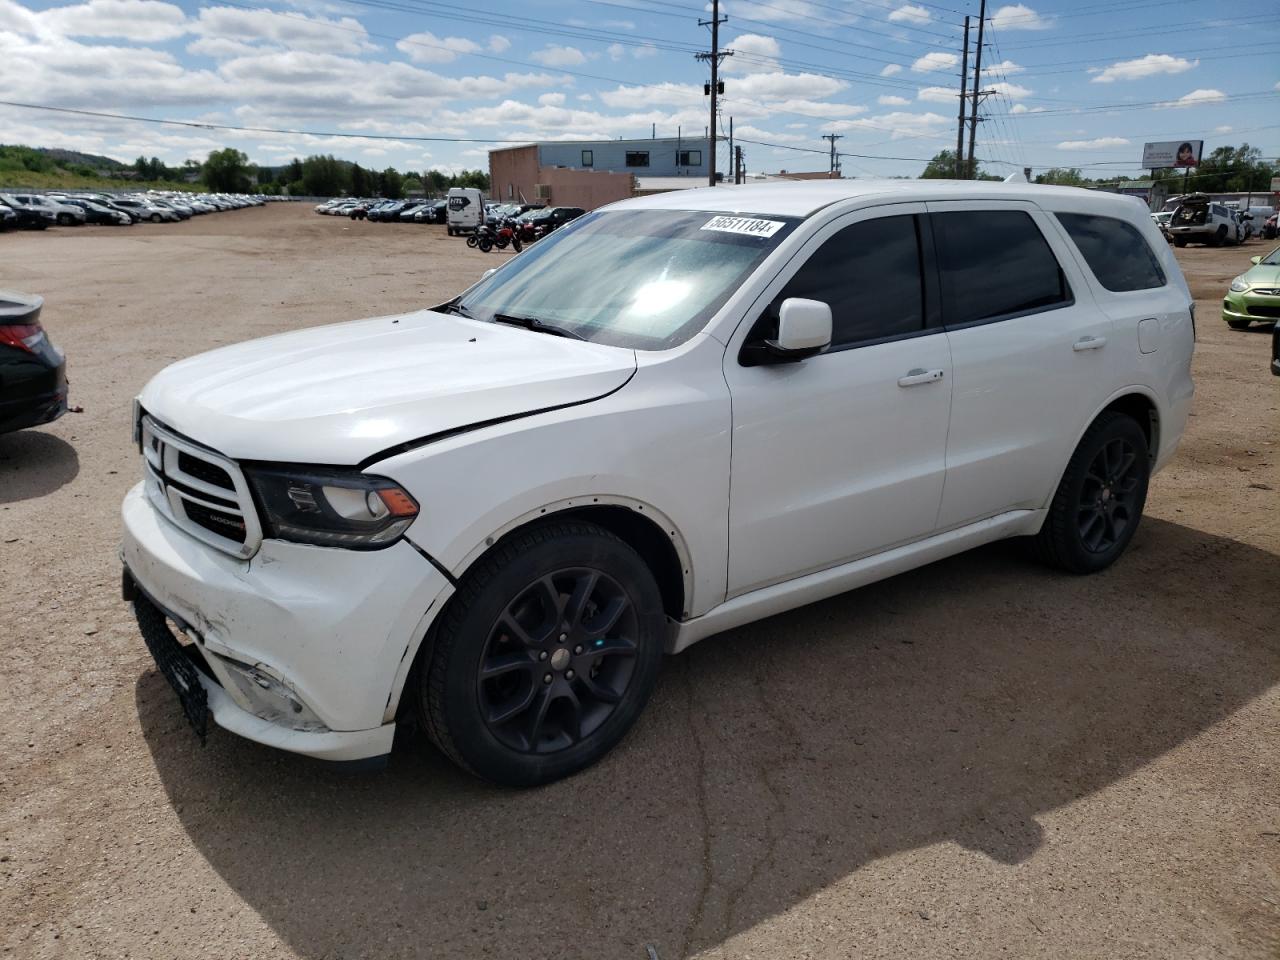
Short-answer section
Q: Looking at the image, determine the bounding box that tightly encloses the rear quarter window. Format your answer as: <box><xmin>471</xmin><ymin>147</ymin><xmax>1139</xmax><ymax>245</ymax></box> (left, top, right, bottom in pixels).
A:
<box><xmin>1055</xmin><ymin>213</ymin><xmax>1166</xmax><ymax>293</ymax></box>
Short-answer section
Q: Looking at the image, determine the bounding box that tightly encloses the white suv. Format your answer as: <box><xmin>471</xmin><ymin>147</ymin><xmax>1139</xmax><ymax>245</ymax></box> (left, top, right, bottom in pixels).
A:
<box><xmin>122</xmin><ymin>180</ymin><xmax>1194</xmax><ymax>785</ymax></box>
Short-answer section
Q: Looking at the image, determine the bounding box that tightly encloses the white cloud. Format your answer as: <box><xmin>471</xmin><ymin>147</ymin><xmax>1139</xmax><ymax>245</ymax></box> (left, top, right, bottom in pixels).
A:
<box><xmin>1089</xmin><ymin>53</ymin><xmax>1197</xmax><ymax>83</ymax></box>
<box><xmin>192</xmin><ymin>7</ymin><xmax>375</xmax><ymax>56</ymax></box>
<box><xmin>529</xmin><ymin>44</ymin><xmax>587</xmax><ymax>67</ymax></box>
<box><xmin>1159</xmin><ymin>88</ymin><xmax>1226</xmax><ymax>108</ymax></box>
<box><xmin>911</xmin><ymin>51</ymin><xmax>958</xmax><ymax>73</ymax></box>
<box><xmin>396</xmin><ymin>31</ymin><xmax>480</xmax><ymax>64</ymax></box>
<box><xmin>832</xmin><ymin>110</ymin><xmax>951</xmax><ymax>140</ymax></box>
<box><xmin>878</xmin><ymin>94</ymin><xmax>910</xmax><ymax>106</ymax></box>
<box><xmin>982</xmin><ymin>59</ymin><xmax>1024</xmax><ymax>77</ymax></box>
<box><xmin>1008</xmin><ymin>103</ymin><xmax>1045</xmax><ymax>114</ymax></box>
<box><xmin>988</xmin><ymin>81</ymin><xmax>1032</xmax><ymax>100</ymax></box>
<box><xmin>888</xmin><ymin>3</ymin><xmax>930</xmax><ymax>24</ymax></box>
<box><xmin>538</xmin><ymin>92</ymin><xmax>565</xmax><ymax>107</ymax></box>
<box><xmin>723</xmin><ymin>33</ymin><xmax>782</xmax><ymax>74</ymax></box>
<box><xmin>1056</xmin><ymin>137</ymin><xmax>1129</xmax><ymax>149</ymax></box>
<box><xmin>1214</xmin><ymin>125</ymin><xmax>1233</xmax><ymax>134</ymax></box>
<box><xmin>990</xmin><ymin>4</ymin><xmax>1053</xmax><ymax>30</ymax></box>
<box><xmin>633</xmin><ymin>43</ymin><xmax>657</xmax><ymax>58</ymax></box>
<box><xmin>607</xmin><ymin>42</ymin><xmax>625</xmax><ymax>61</ymax></box>
<box><xmin>38</xmin><ymin>0</ymin><xmax>188</xmax><ymax>41</ymax></box>
<box><xmin>488</xmin><ymin>34</ymin><xmax>510</xmax><ymax>53</ymax></box>
<box><xmin>608</xmin><ymin>40</ymin><xmax>658</xmax><ymax>61</ymax></box>
<box><xmin>880</xmin><ymin>63</ymin><xmax>903</xmax><ymax>77</ymax></box>
<box><xmin>916</xmin><ymin>86</ymin><xmax>955</xmax><ymax>104</ymax></box>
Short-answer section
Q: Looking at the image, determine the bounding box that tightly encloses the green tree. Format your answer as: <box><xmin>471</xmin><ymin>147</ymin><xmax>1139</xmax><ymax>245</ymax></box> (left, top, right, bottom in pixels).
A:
<box><xmin>286</xmin><ymin>179</ymin><xmax>306</xmax><ymax>197</ymax></box>
<box><xmin>203</xmin><ymin>148</ymin><xmax>251</xmax><ymax>191</ymax></box>
<box><xmin>286</xmin><ymin>157</ymin><xmax>304</xmax><ymax>183</ymax></box>
<box><xmin>302</xmin><ymin>154</ymin><xmax>350</xmax><ymax>196</ymax></box>
<box><xmin>380</xmin><ymin>167</ymin><xmax>403</xmax><ymax>199</ymax></box>
<box><xmin>919</xmin><ymin>150</ymin><xmax>976</xmax><ymax>180</ymax></box>
<box><xmin>425</xmin><ymin>168</ymin><xmax>450</xmax><ymax>195</ymax></box>
<box><xmin>350</xmin><ymin>163</ymin><xmax>370</xmax><ymax>196</ymax></box>
<box><xmin>402</xmin><ymin>176</ymin><xmax>423</xmax><ymax>195</ymax></box>
<box><xmin>1035</xmin><ymin>167</ymin><xmax>1088</xmax><ymax>186</ymax></box>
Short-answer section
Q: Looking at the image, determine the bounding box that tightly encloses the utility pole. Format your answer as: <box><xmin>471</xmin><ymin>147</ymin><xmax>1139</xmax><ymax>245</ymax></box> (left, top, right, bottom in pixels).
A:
<box><xmin>955</xmin><ymin>16</ymin><xmax>969</xmax><ymax>178</ymax></box>
<box><xmin>823</xmin><ymin>133</ymin><xmax>843</xmax><ymax>178</ymax></box>
<box><xmin>735</xmin><ymin>145</ymin><xmax>744</xmax><ymax>184</ymax></box>
<box><xmin>695</xmin><ymin>0</ymin><xmax>731</xmax><ymax>187</ymax></box>
<box><xmin>728</xmin><ymin>116</ymin><xmax>733</xmax><ymax>185</ymax></box>
<box><xmin>965</xmin><ymin>0</ymin><xmax>987</xmax><ymax>178</ymax></box>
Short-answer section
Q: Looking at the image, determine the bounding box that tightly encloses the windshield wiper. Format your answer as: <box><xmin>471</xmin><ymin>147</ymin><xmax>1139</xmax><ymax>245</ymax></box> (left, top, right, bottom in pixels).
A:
<box><xmin>491</xmin><ymin>313</ymin><xmax>586</xmax><ymax>340</ymax></box>
<box><xmin>440</xmin><ymin>299</ymin><xmax>474</xmax><ymax>319</ymax></box>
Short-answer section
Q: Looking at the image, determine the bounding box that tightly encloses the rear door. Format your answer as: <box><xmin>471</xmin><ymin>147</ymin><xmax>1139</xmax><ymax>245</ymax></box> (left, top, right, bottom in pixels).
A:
<box><xmin>927</xmin><ymin>201</ymin><xmax>1115</xmax><ymax>530</ymax></box>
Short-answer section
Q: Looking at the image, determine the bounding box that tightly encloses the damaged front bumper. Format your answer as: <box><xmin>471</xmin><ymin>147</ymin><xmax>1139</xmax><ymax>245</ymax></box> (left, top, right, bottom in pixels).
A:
<box><xmin>121</xmin><ymin>482</ymin><xmax>453</xmax><ymax>762</ymax></box>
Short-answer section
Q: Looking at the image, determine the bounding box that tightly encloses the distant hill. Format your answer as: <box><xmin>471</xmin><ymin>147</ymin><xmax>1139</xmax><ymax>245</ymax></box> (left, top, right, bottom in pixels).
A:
<box><xmin>31</xmin><ymin>146</ymin><xmax>127</xmax><ymax>171</ymax></box>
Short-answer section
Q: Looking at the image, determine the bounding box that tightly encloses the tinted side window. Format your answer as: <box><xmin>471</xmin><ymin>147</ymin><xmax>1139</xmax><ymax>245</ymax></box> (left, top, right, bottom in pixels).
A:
<box><xmin>932</xmin><ymin>210</ymin><xmax>1070</xmax><ymax>326</ymax></box>
<box><xmin>776</xmin><ymin>214</ymin><xmax>924</xmax><ymax>347</ymax></box>
<box><xmin>1055</xmin><ymin>213</ymin><xmax>1166</xmax><ymax>292</ymax></box>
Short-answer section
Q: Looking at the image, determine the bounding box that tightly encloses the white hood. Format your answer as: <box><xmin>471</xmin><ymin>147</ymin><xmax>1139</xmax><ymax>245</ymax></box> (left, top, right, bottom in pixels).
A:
<box><xmin>140</xmin><ymin>310</ymin><xmax>637</xmax><ymax>465</ymax></box>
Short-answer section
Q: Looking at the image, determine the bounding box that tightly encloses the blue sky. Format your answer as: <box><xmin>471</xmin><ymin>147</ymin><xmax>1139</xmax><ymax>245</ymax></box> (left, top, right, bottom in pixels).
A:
<box><xmin>0</xmin><ymin>0</ymin><xmax>1276</xmax><ymax>179</ymax></box>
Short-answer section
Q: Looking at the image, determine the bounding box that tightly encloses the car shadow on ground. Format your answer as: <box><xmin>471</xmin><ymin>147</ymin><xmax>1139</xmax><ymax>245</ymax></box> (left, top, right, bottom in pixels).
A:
<box><xmin>137</xmin><ymin>517</ymin><xmax>1280</xmax><ymax>960</ymax></box>
<box><xmin>0</xmin><ymin>429</ymin><xmax>79</xmax><ymax>504</ymax></box>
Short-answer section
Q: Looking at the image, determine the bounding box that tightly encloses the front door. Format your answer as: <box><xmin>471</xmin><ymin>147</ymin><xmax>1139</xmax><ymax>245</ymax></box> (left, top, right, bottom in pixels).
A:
<box><xmin>723</xmin><ymin>204</ymin><xmax>953</xmax><ymax>597</ymax></box>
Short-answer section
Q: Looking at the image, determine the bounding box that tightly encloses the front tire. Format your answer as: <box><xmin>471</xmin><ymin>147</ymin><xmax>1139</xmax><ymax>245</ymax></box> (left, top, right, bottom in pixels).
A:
<box><xmin>1033</xmin><ymin>411</ymin><xmax>1150</xmax><ymax>575</ymax></box>
<box><xmin>418</xmin><ymin>520</ymin><xmax>665</xmax><ymax>787</ymax></box>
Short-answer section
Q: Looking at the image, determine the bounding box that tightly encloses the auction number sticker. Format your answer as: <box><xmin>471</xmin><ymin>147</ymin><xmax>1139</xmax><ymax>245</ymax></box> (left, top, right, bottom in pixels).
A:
<box><xmin>700</xmin><ymin>216</ymin><xmax>786</xmax><ymax>238</ymax></box>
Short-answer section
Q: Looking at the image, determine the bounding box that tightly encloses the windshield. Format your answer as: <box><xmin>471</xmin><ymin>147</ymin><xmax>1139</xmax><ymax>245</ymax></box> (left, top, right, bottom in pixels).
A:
<box><xmin>453</xmin><ymin>209</ymin><xmax>798</xmax><ymax>350</ymax></box>
<box><xmin>1259</xmin><ymin>246</ymin><xmax>1280</xmax><ymax>266</ymax></box>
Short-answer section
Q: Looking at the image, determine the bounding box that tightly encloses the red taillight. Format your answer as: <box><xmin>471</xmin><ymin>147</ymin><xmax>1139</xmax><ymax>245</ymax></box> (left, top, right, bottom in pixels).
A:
<box><xmin>0</xmin><ymin>323</ymin><xmax>44</xmax><ymax>353</ymax></box>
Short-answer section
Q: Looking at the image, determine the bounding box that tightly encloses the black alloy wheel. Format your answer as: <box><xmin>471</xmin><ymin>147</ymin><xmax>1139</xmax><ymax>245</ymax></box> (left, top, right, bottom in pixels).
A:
<box><xmin>1076</xmin><ymin>436</ymin><xmax>1142</xmax><ymax>555</ymax></box>
<box><xmin>418</xmin><ymin>520</ymin><xmax>664</xmax><ymax>786</ymax></box>
<box><xmin>478</xmin><ymin>568</ymin><xmax>640</xmax><ymax>754</ymax></box>
<box><xmin>1032</xmin><ymin>411</ymin><xmax>1150</xmax><ymax>574</ymax></box>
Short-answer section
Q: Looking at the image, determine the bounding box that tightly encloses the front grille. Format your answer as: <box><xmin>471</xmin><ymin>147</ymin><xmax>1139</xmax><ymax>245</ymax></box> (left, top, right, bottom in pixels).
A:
<box><xmin>1247</xmin><ymin>304</ymin><xmax>1280</xmax><ymax>318</ymax></box>
<box><xmin>183</xmin><ymin>500</ymin><xmax>249</xmax><ymax>544</ymax></box>
<box><xmin>178</xmin><ymin>451</ymin><xmax>235</xmax><ymax>490</ymax></box>
<box><xmin>140</xmin><ymin>414</ymin><xmax>262</xmax><ymax>558</ymax></box>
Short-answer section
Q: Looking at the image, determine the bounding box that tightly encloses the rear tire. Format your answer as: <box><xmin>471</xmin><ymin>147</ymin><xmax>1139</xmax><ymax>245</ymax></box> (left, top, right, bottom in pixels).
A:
<box><xmin>56</xmin><ymin>213</ymin><xmax>74</xmax><ymax>226</ymax></box>
<box><xmin>417</xmin><ymin>520</ymin><xmax>665</xmax><ymax>787</ymax></box>
<box><xmin>1226</xmin><ymin>318</ymin><xmax>1252</xmax><ymax>330</ymax></box>
<box><xmin>1032</xmin><ymin>411</ymin><xmax>1150</xmax><ymax>575</ymax></box>
<box><xmin>1210</xmin><ymin>225</ymin><xmax>1227</xmax><ymax>247</ymax></box>
<box><xmin>151</xmin><ymin>213</ymin><xmax>162</xmax><ymax>223</ymax></box>
<box><xmin>1173</xmin><ymin>238</ymin><xmax>1186</xmax><ymax>247</ymax></box>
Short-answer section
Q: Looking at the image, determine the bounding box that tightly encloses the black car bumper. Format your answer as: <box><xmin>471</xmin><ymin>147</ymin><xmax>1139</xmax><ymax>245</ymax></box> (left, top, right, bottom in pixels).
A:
<box><xmin>0</xmin><ymin>350</ymin><xmax>68</xmax><ymax>435</ymax></box>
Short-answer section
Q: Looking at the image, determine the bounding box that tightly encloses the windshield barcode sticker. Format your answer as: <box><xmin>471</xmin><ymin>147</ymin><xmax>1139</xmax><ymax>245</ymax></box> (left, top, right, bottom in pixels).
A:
<box><xmin>700</xmin><ymin>216</ymin><xmax>785</xmax><ymax>238</ymax></box>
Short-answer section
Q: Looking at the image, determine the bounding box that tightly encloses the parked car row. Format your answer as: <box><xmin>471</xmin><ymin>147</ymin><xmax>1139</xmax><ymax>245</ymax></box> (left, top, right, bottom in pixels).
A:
<box><xmin>0</xmin><ymin>191</ymin><xmax>273</xmax><ymax>230</ymax></box>
<box><xmin>314</xmin><ymin>197</ymin><xmax>450</xmax><ymax>224</ymax></box>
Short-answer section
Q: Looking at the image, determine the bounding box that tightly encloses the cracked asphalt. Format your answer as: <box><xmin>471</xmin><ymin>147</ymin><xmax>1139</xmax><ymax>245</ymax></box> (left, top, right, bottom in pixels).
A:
<box><xmin>1</xmin><ymin>205</ymin><xmax>1278</xmax><ymax>959</ymax></box>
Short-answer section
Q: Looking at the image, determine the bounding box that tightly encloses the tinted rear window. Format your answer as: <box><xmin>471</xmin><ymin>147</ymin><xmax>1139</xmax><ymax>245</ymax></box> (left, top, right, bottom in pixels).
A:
<box><xmin>932</xmin><ymin>210</ymin><xmax>1071</xmax><ymax>326</ymax></box>
<box><xmin>1055</xmin><ymin>213</ymin><xmax>1166</xmax><ymax>292</ymax></box>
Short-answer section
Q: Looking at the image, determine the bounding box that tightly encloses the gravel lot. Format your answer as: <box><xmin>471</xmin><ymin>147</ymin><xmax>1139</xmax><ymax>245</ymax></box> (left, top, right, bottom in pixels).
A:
<box><xmin>1</xmin><ymin>203</ymin><xmax>1277</xmax><ymax>960</ymax></box>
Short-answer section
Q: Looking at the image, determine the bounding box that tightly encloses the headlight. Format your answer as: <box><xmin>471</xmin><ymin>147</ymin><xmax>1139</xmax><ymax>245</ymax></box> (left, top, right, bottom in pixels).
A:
<box><xmin>1229</xmin><ymin>277</ymin><xmax>1249</xmax><ymax>292</ymax></box>
<box><xmin>244</xmin><ymin>466</ymin><xmax>419</xmax><ymax>549</ymax></box>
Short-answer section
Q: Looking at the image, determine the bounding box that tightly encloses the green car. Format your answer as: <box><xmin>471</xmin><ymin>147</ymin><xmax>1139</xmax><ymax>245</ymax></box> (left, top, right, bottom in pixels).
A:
<box><xmin>1223</xmin><ymin>245</ymin><xmax>1280</xmax><ymax>329</ymax></box>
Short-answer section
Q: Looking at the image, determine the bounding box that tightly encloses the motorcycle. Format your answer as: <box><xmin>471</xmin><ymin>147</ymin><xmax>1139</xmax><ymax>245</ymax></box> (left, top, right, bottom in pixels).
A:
<box><xmin>493</xmin><ymin>218</ymin><xmax>523</xmax><ymax>252</ymax></box>
<box><xmin>467</xmin><ymin>223</ymin><xmax>498</xmax><ymax>252</ymax></box>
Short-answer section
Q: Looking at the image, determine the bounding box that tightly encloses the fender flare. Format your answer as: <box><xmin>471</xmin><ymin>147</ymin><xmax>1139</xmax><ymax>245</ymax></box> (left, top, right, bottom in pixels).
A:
<box><xmin>381</xmin><ymin>494</ymin><xmax>696</xmax><ymax>724</ymax></box>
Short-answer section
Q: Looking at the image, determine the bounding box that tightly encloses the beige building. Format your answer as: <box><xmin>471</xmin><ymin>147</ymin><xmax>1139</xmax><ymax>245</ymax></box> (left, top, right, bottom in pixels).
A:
<box><xmin>489</xmin><ymin>144</ymin><xmax>637</xmax><ymax>210</ymax></box>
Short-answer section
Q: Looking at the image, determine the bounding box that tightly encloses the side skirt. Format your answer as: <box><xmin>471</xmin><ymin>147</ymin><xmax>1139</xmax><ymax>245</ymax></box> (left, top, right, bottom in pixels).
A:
<box><xmin>667</xmin><ymin>509</ymin><xmax>1043</xmax><ymax>654</ymax></box>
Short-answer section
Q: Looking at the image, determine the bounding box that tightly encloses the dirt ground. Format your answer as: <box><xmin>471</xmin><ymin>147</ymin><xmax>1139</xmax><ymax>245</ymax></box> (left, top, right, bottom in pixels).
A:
<box><xmin>1</xmin><ymin>203</ymin><xmax>1277</xmax><ymax>960</ymax></box>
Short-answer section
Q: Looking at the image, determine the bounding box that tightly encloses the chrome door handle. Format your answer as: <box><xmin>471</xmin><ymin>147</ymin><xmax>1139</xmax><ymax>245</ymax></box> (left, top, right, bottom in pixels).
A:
<box><xmin>1073</xmin><ymin>335</ymin><xmax>1107</xmax><ymax>351</ymax></box>
<box><xmin>897</xmin><ymin>368</ymin><xmax>945</xmax><ymax>387</ymax></box>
